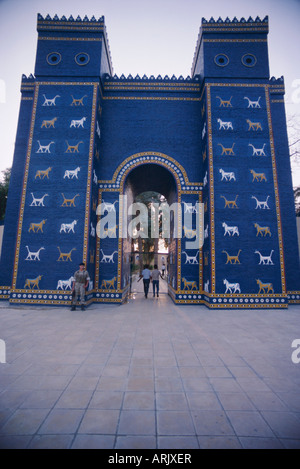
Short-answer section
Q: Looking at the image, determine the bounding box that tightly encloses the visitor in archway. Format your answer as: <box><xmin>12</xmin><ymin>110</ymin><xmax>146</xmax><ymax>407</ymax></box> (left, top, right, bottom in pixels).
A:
<box><xmin>138</xmin><ymin>264</ymin><xmax>151</xmax><ymax>298</ymax></box>
<box><xmin>151</xmin><ymin>264</ymin><xmax>163</xmax><ymax>297</ymax></box>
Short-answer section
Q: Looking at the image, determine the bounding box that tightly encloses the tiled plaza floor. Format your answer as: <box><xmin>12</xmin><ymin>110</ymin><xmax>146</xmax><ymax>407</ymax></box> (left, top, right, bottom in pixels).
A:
<box><xmin>0</xmin><ymin>280</ymin><xmax>300</xmax><ymax>449</ymax></box>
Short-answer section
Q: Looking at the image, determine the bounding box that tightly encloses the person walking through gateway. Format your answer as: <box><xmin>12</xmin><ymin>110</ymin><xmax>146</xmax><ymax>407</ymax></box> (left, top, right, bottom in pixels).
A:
<box><xmin>71</xmin><ymin>262</ymin><xmax>90</xmax><ymax>311</ymax></box>
<box><xmin>138</xmin><ymin>264</ymin><xmax>151</xmax><ymax>298</ymax></box>
<box><xmin>151</xmin><ymin>264</ymin><xmax>163</xmax><ymax>297</ymax></box>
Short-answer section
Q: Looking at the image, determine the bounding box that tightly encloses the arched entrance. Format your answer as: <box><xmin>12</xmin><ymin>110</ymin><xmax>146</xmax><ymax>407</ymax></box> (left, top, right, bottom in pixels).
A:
<box><xmin>123</xmin><ymin>163</ymin><xmax>178</xmax><ymax>297</ymax></box>
<box><xmin>96</xmin><ymin>151</ymin><xmax>202</xmax><ymax>304</ymax></box>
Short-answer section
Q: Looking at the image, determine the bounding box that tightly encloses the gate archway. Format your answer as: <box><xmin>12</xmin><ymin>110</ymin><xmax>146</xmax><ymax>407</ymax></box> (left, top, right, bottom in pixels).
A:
<box><xmin>97</xmin><ymin>151</ymin><xmax>203</xmax><ymax>304</ymax></box>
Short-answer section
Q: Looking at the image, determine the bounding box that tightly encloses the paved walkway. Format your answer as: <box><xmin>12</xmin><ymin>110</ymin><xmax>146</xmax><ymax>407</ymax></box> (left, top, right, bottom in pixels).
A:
<box><xmin>0</xmin><ymin>280</ymin><xmax>300</xmax><ymax>449</ymax></box>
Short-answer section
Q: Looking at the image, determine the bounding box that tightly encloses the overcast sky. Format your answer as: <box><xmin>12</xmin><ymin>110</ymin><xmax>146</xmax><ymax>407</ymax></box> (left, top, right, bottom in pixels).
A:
<box><xmin>1</xmin><ymin>0</ymin><xmax>300</xmax><ymax>183</ymax></box>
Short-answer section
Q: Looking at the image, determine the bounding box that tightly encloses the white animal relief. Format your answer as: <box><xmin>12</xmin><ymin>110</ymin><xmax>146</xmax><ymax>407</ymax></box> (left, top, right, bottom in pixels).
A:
<box><xmin>63</xmin><ymin>167</ymin><xmax>81</xmax><ymax>179</ymax></box>
<box><xmin>56</xmin><ymin>276</ymin><xmax>74</xmax><ymax>290</ymax></box>
<box><xmin>70</xmin><ymin>117</ymin><xmax>86</xmax><ymax>128</ymax></box>
<box><xmin>248</xmin><ymin>143</ymin><xmax>266</xmax><ymax>156</ymax></box>
<box><xmin>25</xmin><ymin>246</ymin><xmax>45</xmax><ymax>261</ymax></box>
<box><xmin>30</xmin><ymin>193</ymin><xmax>48</xmax><ymax>207</ymax></box>
<box><xmin>182</xmin><ymin>251</ymin><xmax>199</xmax><ymax>264</ymax></box>
<box><xmin>60</xmin><ymin>220</ymin><xmax>77</xmax><ymax>234</ymax></box>
<box><xmin>219</xmin><ymin>168</ymin><xmax>236</xmax><ymax>181</ymax></box>
<box><xmin>222</xmin><ymin>222</ymin><xmax>239</xmax><ymax>236</ymax></box>
<box><xmin>183</xmin><ymin>202</ymin><xmax>198</xmax><ymax>214</ymax></box>
<box><xmin>223</xmin><ymin>279</ymin><xmax>241</xmax><ymax>294</ymax></box>
<box><xmin>100</xmin><ymin>249</ymin><xmax>118</xmax><ymax>263</ymax></box>
<box><xmin>42</xmin><ymin>94</ymin><xmax>60</xmax><ymax>106</ymax></box>
<box><xmin>217</xmin><ymin>118</ymin><xmax>233</xmax><ymax>130</ymax></box>
<box><xmin>255</xmin><ymin>250</ymin><xmax>274</xmax><ymax>265</ymax></box>
<box><xmin>251</xmin><ymin>195</ymin><xmax>270</xmax><ymax>209</ymax></box>
<box><xmin>36</xmin><ymin>141</ymin><xmax>55</xmax><ymax>153</ymax></box>
<box><xmin>243</xmin><ymin>96</ymin><xmax>261</xmax><ymax>108</ymax></box>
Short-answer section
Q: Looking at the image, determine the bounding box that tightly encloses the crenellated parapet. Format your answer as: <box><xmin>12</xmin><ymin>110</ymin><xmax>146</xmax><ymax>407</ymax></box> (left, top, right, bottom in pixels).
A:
<box><xmin>37</xmin><ymin>13</ymin><xmax>105</xmax><ymax>29</ymax></box>
<box><xmin>103</xmin><ymin>73</ymin><xmax>201</xmax><ymax>83</ymax></box>
<box><xmin>201</xmin><ymin>15</ymin><xmax>268</xmax><ymax>26</ymax></box>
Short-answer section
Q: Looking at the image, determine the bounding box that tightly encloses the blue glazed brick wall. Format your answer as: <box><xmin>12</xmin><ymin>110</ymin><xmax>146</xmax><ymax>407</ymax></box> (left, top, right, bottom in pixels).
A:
<box><xmin>1</xmin><ymin>14</ymin><xmax>299</xmax><ymax>307</ymax></box>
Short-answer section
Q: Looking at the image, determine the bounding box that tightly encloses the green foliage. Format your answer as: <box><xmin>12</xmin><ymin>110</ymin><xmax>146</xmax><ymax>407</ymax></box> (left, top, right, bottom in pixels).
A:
<box><xmin>0</xmin><ymin>168</ymin><xmax>11</xmax><ymax>221</ymax></box>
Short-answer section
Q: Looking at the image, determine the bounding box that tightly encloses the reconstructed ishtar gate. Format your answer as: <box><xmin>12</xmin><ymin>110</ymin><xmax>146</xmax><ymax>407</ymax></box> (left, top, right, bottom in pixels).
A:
<box><xmin>0</xmin><ymin>13</ymin><xmax>299</xmax><ymax>308</ymax></box>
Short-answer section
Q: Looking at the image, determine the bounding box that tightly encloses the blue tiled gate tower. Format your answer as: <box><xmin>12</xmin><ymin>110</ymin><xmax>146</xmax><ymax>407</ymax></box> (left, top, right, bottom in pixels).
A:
<box><xmin>0</xmin><ymin>14</ymin><xmax>299</xmax><ymax>308</ymax></box>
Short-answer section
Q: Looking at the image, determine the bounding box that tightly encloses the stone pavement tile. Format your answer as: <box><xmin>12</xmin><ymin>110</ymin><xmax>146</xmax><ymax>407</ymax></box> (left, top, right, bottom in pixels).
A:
<box><xmin>203</xmin><ymin>366</ymin><xmax>232</xmax><ymax>378</ymax></box>
<box><xmin>0</xmin><ymin>408</ymin><xmax>49</xmax><ymax>435</ymax></box>
<box><xmin>186</xmin><ymin>392</ymin><xmax>223</xmax><ymax>411</ymax></box>
<box><xmin>228</xmin><ymin>366</ymin><xmax>259</xmax><ymax>378</ymax></box>
<box><xmin>182</xmin><ymin>377</ymin><xmax>213</xmax><ymax>393</ymax></box>
<box><xmin>0</xmin><ymin>409</ymin><xmax>12</xmax><ymax>427</ymax></box>
<box><xmin>38</xmin><ymin>408</ymin><xmax>84</xmax><ymax>434</ymax></box>
<box><xmin>20</xmin><ymin>390</ymin><xmax>62</xmax><ymax>409</ymax></box>
<box><xmin>158</xmin><ymin>436</ymin><xmax>199</xmax><ymax>449</ymax></box>
<box><xmin>71</xmin><ymin>434</ymin><xmax>115</xmax><ymax>449</ymax></box>
<box><xmin>118</xmin><ymin>410</ymin><xmax>155</xmax><ymax>435</ymax></box>
<box><xmin>197</xmin><ymin>354</ymin><xmax>224</xmax><ymax>367</ymax></box>
<box><xmin>107</xmin><ymin>355</ymin><xmax>132</xmax><ymax>366</ymax></box>
<box><xmin>131</xmin><ymin>357</ymin><xmax>153</xmax><ymax>367</ymax></box>
<box><xmin>157</xmin><ymin>411</ymin><xmax>195</xmax><ymax>436</ymax></box>
<box><xmin>239</xmin><ymin>437</ymin><xmax>284</xmax><ymax>449</ymax></box>
<box><xmin>209</xmin><ymin>377</ymin><xmax>243</xmax><ymax>393</ymax></box>
<box><xmin>0</xmin><ymin>435</ymin><xmax>32</xmax><ymax>449</ymax></box>
<box><xmin>89</xmin><ymin>391</ymin><xmax>124</xmax><ymax>409</ymax></box>
<box><xmin>24</xmin><ymin>362</ymin><xmax>79</xmax><ymax>376</ymax></box>
<box><xmin>115</xmin><ymin>435</ymin><xmax>156</xmax><ymax>449</ymax></box>
<box><xmin>74</xmin><ymin>364</ymin><xmax>103</xmax><ymax>378</ymax></box>
<box><xmin>55</xmin><ymin>390</ymin><xmax>93</xmax><ymax>409</ymax></box>
<box><xmin>129</xmin><ymin>366</ymin><xmax>153</xmax><ymax>378</ymax></box>
<box><xmin>6</xmin><ymin>374</ymin><xmax>47</xmax><ymax>391</ymax></box>
<box><xmin>175</xmin><ymin>355</ymin><xmax>201</xmax><ymax>367</ymax></box>
<box><xmin>226</xmin><ymin>410</ymin><xmax>275</xmax><ymax>437</ymax></box>
<box><xmin>67</xmin><ymin>375</ymin><xmax>99</xmax><ymax>391</ymax></box>
<box><xmin>179</xmin><ymin>366</ymin><xmax>206</xmax><ymax>378</ymax></box>
<box><xmin>0</xmin><ymin>373</ymin><xmax>22</xmax><ymax>391</ymax></box>
<box><xmin>78</xmin><ymin>409</ymin><xmax>120</xmax><ymax>434</ymax></box>
<box><xmin>102</xmin><ymin>365</ymin><xmax>129</xmax><ymax>378</ymax></box>
<box><xmin>236</xmin><ymin>377</ymin><xmax>273</xmax><ymax>393</ymax></box>
<box><xmin>247</xmin><ymin>391</ymin><xmax>289</xmax><ymax>411</ymax></box>
<box><xmin>197</xmin><ymin>435</ymin><xmax>242</xmax><ymax>449</ymax></box>
<box><xmin>277</xmin><ymin>392</ymin><xmax>300</xmax><ymax>412</ymax></box>
<box><xmin>217</xmin><ymin>355</ymin><xmax>247</xmax><ymax>367</ymax></box>
<box><xmin>127</xmin><ymin>376</ymin><xmax>154</xmax><ymax>392</ymax></box>
<box><xmin>97</xmin><ymin>376</ymin><xmax>127</xmax><ymax>391</ymax></box>
<box><xmin>154</xmin><ymin>366</ymin><xmax>180</xmax><ymax>378</ymax></box>
<box><xmin>0</xmin><ymin>389</ymin><xmax>31</xmax><ymax>411</ymax></box>
<box><xmin>279</xmin><ymin>438</ymin><xmax>300</xmax><ymax>449</ymax></box>
<box><xmin>155</xmin><ymin>377</ymin><xmax>184</xmax><ymax>393</ymax></box>
<box><xmin>192</xmin><ymin>410</ymin><xmax>235</xmax><ymax>436</ymax></box>
<box><xmin>156</xmin><ymin>392</ymin><xmax>189</xmax><ymax>411</ymax></box>
<box><xmin>84</xmin><ymin>352</ymin><xmax>110</xmax><ymax>365</ymax></box>
<box><xmin>28</xmin><ymin>434</ymin><xmax>73</xmax><ymax>449</ymax></box>
<box><xmin>217</xmin><ymin>392</ymin><xmax>256</xmax><ymax>411</ymax></box>
<box><xmin>263</xmin><ymin>377</ymin><xmax>299</xmax><ymax>393</ymax></box>
<box><xmin>154</xmin><ymin>356</ymin><xmax>177</xmax><ymax>367</ymax></box>
<box><xmin>260</xmin><ymin>411</ymin><xmax>300</xmax><ymax>439</ymax></box>
<box><xmin>123</xmin><ymin>392</ymin><xmax>155</xmax><ymax>410</ymax></box>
